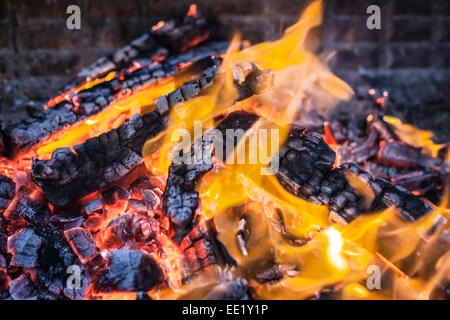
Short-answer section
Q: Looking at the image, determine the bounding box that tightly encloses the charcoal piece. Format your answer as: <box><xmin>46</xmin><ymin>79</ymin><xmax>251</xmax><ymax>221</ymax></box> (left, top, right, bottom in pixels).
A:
<box><xmin>255</xmin><ymin>265</ymin><xmax>299</xmax><ymax>284</ymax></box>
<box><xmin>276</xmin><ymin>128</ymin><xmax>432</xmax><ymax>224</ymax></box>
<box><xmin>128</xmin><ymin>177</ymin><xmax>154</xmax><ymax>197</ymax></box>
<box><xmin>390</xmin><ymin>171</ymin><xmax>440</xmax><ymax>195</ymax></box>
<box><xmin>92</xmin><ymin>249</ymin><xmax>163</xmax><ymax>293</ymax></box>
<box><xmin>0</xmin><ymin>174</ymin><xmax>15</xmax><ymax>210</ymax></box>
<box><xmin>376</xmin><ymin>140</ymin><xmax>420</xmax><ymax>169</ymax></box>
<box><xmin>132</xmin><ymin>216</ymin><xmax>158</xmax><ymax>242</ymax></box>
<box><xmin>7</xmin><ymin>229</ymin><xmax>42</xmax><ymax>268</ymax></box>
<box><xmin>142</xmin><ymin>190</ymin><xmax>160</xmax><ymax>209</ymax></box>
<box><xmin>337</xmin><ymin>130</ymin><xmax>379</xmax><ymax>165</ymax></box>
<box><xmin>3</xmin><ymin>186</ymin><xmax>51</xmax><ymax>225</ymax></box>
<box><xmin>276</xmin><ymin>127</ymin><xmax>336</xmax><ymax>198</ymax></box>
<box><xmin>180</xmin><ymin>223</ymin><xmax>232</xmax><ymax>275</ymax></box>
<box><xmin>64</xmin><ymin>227</ymin><xmax>98</xmax><ymax>263</ymax></box>
<box><xmin>102</xmin><ymin>186</ymin><xmax>130</xmax><ymax>205</ymax></box>
<box><xmin>2</xmin><ymin>41</ymin><xmax>227</xmax><ymax>158</ymax></box>
<box><xmin>9</xmin><ymin>273</ymin><xmax>38</xmax><ymax>300</ymax></box>
<box><xmin>102</xmin><ymin>213</ymin><xmax>133</xmax><ymax>248</ymax></box>
<box><xmin>33</xmin><ymin>224</ymin><xmax>76</xmax><ymax>292</ymax></box>
<box><xmin>164</xmin><ymin>112</ymin><xmax>259</xmax><ymax>243</ymax></box>
<box><xmin>203</xmin><ymin>278</ymin><xmax>248</xmax><ymax>300</ymax></box>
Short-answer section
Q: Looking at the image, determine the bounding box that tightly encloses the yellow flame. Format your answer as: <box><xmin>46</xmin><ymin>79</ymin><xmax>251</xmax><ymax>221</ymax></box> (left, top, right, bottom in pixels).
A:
<box><xmin>383</xmin><ymin>115</ymin><xmax>446</xmax><ymax>158</ymax></box>
<box><xmin>36</xmin><ymin>80</ymin><xmax>176</xmax><ymax>158</ymax></box>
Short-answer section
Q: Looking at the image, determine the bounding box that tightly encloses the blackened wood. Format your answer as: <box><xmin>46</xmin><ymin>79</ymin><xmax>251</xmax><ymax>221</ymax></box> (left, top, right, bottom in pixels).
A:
<box><xmin>376</xmin><ymin>140</ymin><xmax>421</xmax><ymax>169</ymax></box>
<box><xmin>7</xmin><ymin>229</ymin><xmax>42</xmax><ymax>268</ymax></box>
<box><xmin>276</xmin><ymin>128</ymin><xmax>432</xmax><ymax>224</ymax></box>
<box><xmin>3</xmin><ymin>186</ymin><xmax>51</xmax><ymax>224</ymax></box>
<box><xmin>164</xmin><ymin>111</ymin><xmax>259</xmax><ymax>243</ymax></box>
<box><xmin>203</xmin><ymin>278</ymin><xmax>248</xmax><ymax>300</ymax></box>
<box><xmin>92</xmin><ymin>249</ymin><xmax>164</xmax><ymax>293</ymax></box>
<box><xmin>29</xmin><ymin>70</ymin><xmax>218</xmax><ymax>207</ymax></box>
<box><xmin>60</xmin><ymin>10</ymin><xmax>211</xmax><ymax>93</ymax></box>
<box><xmin>8</xmin><ymin>273</ymin><xmax>39</xmax><ymax>300</ymax></box>
<box><xmin>0</xmin><ymin>174</ymin><xmax>15</xmax><ymax>211</ymax></box>
<box><xmin>1</xmin><ymin>41</ymin><xmax>227</xmax><ymax>158</ymax></box>
<box><xmin>33</xmin><ymin>223</ymin><xmax>76</xmax><ymax>291</ymax></box>
<box><xmin>64</xmin><ymin>227</ymin><xmax>98</xmax><ymax>264</ymax></box>
<box><xmin>181</xmin><ymin>223</ymin><xmax>234</xmax><ymax>274</ymax></box>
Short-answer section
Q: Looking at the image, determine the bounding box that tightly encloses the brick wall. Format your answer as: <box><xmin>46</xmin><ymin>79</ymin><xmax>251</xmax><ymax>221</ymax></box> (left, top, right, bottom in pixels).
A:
<box><xmin>323</xmin><ymin>0</ymin><xmax>450</xmax><ymax>89</ymax></box>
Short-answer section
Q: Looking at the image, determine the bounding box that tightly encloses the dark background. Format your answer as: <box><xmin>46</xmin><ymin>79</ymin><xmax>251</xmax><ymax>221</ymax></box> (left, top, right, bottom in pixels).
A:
<box><xmin>0</xmin><ymin>0</ymin><xmax>449</xmax><ymax>136</ymax></box>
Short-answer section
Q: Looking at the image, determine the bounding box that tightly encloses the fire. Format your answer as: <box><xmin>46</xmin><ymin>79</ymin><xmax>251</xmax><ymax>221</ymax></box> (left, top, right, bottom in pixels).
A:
<box><xmin>1</xmin><ymin>0</ymin><xmax>448</xmax><ymax>301</ymax></box>
<box><xmin>383</xmin><ymin>115</ymin><xmax>447</xmax><ymax>158</ymax></box>
<box><xmin>35</xmin><ymin>80</ymin><xmax>176</xmax><ymax>158</ymax></box>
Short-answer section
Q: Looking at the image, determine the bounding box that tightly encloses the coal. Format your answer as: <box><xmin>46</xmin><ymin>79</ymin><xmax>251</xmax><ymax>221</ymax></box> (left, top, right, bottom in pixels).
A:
<box><xmin>92</xmin><ymin>249</ymin><xmax>164</xmax><ymax>293</ymax></box>
<box><xmin>7</xmin><ymin>229</ymin><xmax>42</xmax><ymax>268</ymax></box>
<box><xmin>56</xmin><ymin>9</ymin><xmax>210</xmax><ymax>95</ymax></box>
<box><xmin>164</xmin><ymin>111</ymin><xmax>259</xmax><ymax>243</ymax></box>
<box><xmin>64</xmin><ymin>227</ymin><xmax>98</xmax><ymax>263</ymax></box>
<box><xmin>376</xmin><ymin>140</ymin><xmax>421</xmax><ymax>169</ymax></box>
<box><xmin>81</xmin><ymin>199</ymin><xmax>103</xmax><ymax>216</ymax></box>
<box><xmin>33</xmin><ymin>224</ymin><xmax>76</xmax><ymax>293</ymax></box>
<box><xmin>390</xmin><ymin>171</ymin><xmax>440</xmax><ymax>195</ymax></box>
<box><xmin>203</xmin><ymin>278</ymin><xmax>248</xmax><ymax>300</ymax></box>
<box><xmin>102</xmin><ymin>213</ymin><xmax>133</xmax><ymax>248</ymax></box>
<box><xmin>0</xmin><ymin>174</ymin><xmax>16</xmax><ymax>210</ymax></box>
<box><xmin>337</xmin><ymin>130</ymin><xmax>379</xmax><ymax>165</ymax></box>
<box><xmin>276</xmin><ymin>128</ymin><xmax>432</xmax><ymax>224</ymax></box>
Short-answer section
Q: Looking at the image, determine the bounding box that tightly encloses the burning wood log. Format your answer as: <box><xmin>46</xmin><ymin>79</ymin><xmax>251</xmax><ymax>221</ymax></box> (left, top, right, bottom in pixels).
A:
<box><xmin>92</xmin><ymin>249</ymin><xmax>164</xmax><ymax>293</ymax></box>
<box><xmin>1</xmin><ymin>42</ymin><xmax>227</xmax><ymax>158</ymax></box>
<box><xmin>58</xmin><ymin>5</ymin><xmax>210</xmax><ymax>94</ymax></box>
<box><xmin>29</xmin><ymin>76</ymin><xmax>213</xmax><ymax>208</ymax></box>
<box><xmin>163</xmin><ymin>111</ymin><xmax>259</xmax><ymax>243</ymax></box>
<box><xmin>276</xmin><ymin>128</ymin><xmax>432</xmax><ymax>224</ymax></box>
<box><xmin>31</xmin><ymin>64</ymin><xmax>270</xmax><ymax>208</ymax></box>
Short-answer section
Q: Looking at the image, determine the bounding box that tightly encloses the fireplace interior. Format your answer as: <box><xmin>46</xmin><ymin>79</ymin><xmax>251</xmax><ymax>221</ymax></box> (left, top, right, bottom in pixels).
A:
<box><xmin>0</xmin><ymin>0</ymin><xmax>449</xmax><ymax>300</ymax></box>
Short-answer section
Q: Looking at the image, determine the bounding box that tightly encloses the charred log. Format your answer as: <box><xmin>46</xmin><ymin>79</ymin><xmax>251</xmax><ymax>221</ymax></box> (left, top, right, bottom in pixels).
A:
<box><xmin>276</xmin><ymin>127</ymin><xmax>432</xmax><ymax>224</ymax></box>
<box><xmin>180</xmin><ymin>223</ymin><xmax>235</xmax><ymax>275</ymax></box>
<box><xmin>2</xmin><ymin>41</ymin><xmax>227</xmax><ymax>158</ymax></box>
<box><xmin>92</xmin><ymin>249</ymin><xmax>164</xmax><ymax>293</ymax></box>
<box><xmin>59</xmin><ymin>8</ymin><xmax>210</xmax><ymax>94</ymax></box>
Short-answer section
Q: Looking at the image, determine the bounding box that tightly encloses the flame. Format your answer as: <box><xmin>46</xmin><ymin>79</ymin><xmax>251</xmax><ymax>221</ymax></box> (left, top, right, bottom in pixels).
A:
<box><xmin>383</xmin><ymin>116</ymin><xmax>446</xmax><ymax>158</ymax></box>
